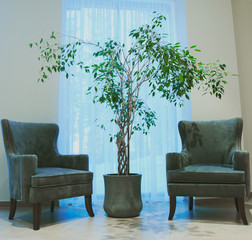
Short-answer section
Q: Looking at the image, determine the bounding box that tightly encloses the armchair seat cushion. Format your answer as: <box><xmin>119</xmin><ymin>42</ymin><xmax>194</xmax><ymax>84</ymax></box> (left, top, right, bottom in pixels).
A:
<box><xmin>167</xmin><ymin>164</ymin><xmax>245</xmax><ymax>184</ymax></box>
<box><xmin>31</xmin><ymin>168</ymin><xmax>93</xmax><ymax>187</ymax></box>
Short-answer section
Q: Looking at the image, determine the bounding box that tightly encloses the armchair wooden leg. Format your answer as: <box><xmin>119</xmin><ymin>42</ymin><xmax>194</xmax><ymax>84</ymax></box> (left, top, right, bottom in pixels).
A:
<box><xmin>168</xmin><ymin>196</ymin><xmax>176</xmax><ymax>220</ymax></box>
<box><xmin>189</xmin><ymin>197</ymin><xmax>193</xmax><ymax>211</ymax></box>
<box><xmin>33</xmin><ymin>203</ymin><xmax>41</xmax><ymax>230</ymax></box>
<box><xmin>234</xmin><ymin>198</ymin><xmax>239</xmax><ymax>213</ymax></box>
<box><xmin>50</xmin><ymin>201</ymin><xmax>54</xmax><ymax>212</ymax></box>
<box><xmin>9</xmin><ymin>198</ymin><xmax>17</xmax><ymax>220</ymax></box>
<box><xmin>85</xmin><ymin>195</ymin><xmax>94</xmax><ymax>217</ymax></box>
<box><xmin>237</xmin><ymin>198</ymin><xmax>248</xmax><ymax>225</ymax></box>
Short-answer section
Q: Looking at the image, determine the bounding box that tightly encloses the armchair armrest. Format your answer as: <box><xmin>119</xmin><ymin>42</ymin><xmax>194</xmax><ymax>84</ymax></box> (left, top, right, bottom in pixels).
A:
<box><xmin>56</xmin><ymin>154</ymin><xmax>89</xmax><ymax>171</ymax></box>
<box><xmin>232</xmin><ymin>150</ymin><xmax>250</xmax><ymax>197</ymax></box>
<box><xmin>166</xmin><ymin>152</ymin><xmax>189</xmax><ymax>171</ymax></box>
<box><xmin>8</xmin><ymin>154</ymin><xmax>37</xmax><ymax>202</ymax></box>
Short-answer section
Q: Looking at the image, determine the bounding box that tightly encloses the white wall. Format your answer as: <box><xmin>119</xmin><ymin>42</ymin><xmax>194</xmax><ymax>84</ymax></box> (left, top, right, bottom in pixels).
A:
<box><xmin>185</xmin><ymin>0</ymin><xmax>242</xmax><ymax>120</ymax></box>
<box><xmin>232</xmin><ymin>0</ymin><xmax>252</xmax><ymax>190</ymax></box>
<box><xmin>0</xmin><ymin>0</ymin><xmax>62</xmax><ymax>201</ymax></box>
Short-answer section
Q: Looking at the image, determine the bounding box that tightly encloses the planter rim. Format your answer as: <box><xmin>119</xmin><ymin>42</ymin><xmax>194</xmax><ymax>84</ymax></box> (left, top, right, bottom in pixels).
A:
<box><xmin>104</xmin><ymin>173</ymin><xmax>141</xmax><ymax>177</ymax></box>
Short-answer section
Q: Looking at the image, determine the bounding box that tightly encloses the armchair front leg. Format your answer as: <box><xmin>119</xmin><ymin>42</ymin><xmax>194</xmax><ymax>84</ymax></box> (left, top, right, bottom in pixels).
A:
<box><xmin>168</xmin><ymin>196</ymin><xmax>176</xmax><ymax>220</ymax></box>
<box><xmin>33</xmin><ymin>203</ymin><xmax>41</xmax><ymax>230</ymax></box>
<box><xmin>237</xmin><ymin>198</ymin><xmax>248</xmax><ymax>225</ymax></box>
<box><xmin>9</xmin><ymin>198</ymin><xmax>17</xmax><ymax>220</ymax></box>
<box><xmin>85</xmin><ymin>195</ymin><xmax>94</xmax><ymax>217</ymax></box>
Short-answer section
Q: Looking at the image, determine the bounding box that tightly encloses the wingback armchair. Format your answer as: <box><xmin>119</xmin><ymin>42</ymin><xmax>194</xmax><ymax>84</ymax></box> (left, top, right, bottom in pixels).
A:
<box><xmin>166</xmin><ymin>118</ymin><xmax>250</xmax><ymax>225</ymax></box>
<box><xmin>1</xmin><ymin>119</ymin><xmax>94</xmax><ymax>230</ymax></box>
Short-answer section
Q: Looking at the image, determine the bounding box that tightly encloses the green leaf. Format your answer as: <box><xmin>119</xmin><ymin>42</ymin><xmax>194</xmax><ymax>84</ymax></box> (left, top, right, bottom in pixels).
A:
<box><xmin>133</xmin><ymin>32</ymin><xmax>140</xmax><ymax>38</ymax></box>
<box><xmin>99</xmin><ymin>95</ymin><xmax>106</xmax><ymax>103</ymax></box>
<box><xmin>219</xmin><ymin>64</ymin><xmax>226</xmax><ymax>70</ymax></box>
<box><xmin>47</xmin><ymin>66</ymin><xmax>52</xmax><ymax>73</ymax></box>
<box><xmin>50</xmin><ymin>31</ymin><xmax>56</xmax><ymax>39</ymax></box>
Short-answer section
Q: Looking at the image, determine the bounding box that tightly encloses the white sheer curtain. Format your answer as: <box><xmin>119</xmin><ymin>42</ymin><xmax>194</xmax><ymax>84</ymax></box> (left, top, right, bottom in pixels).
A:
<box><xmin>58</xmin><ymin>0</ymin><xmax>191</xmax><ymax>206</ymax></box>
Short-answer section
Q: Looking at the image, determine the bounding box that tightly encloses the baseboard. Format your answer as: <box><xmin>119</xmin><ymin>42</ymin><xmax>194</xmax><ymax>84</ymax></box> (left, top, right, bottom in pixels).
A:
<box><xmin>0</xmin><ymin>200</ymin><xmax>59</xmax><ymax>207</ymax></box>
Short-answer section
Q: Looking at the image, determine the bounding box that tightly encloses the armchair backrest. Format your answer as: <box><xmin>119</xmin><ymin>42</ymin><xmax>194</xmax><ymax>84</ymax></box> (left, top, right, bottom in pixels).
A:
<box><xmin>1</xmin><ymin>119</ymin><xmax>59</xmax><ymax>167</ymax></box>
<box><xmin>178</xmin><ymin>118</ymin><xmax>243</xmax><ymax>165</ymax></box>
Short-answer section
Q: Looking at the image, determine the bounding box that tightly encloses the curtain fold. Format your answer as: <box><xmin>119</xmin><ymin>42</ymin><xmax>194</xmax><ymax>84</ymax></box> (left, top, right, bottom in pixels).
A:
<box><xmin>59</xmin><ymin>0</ymin><xmax>191</xmax><ymax>206</ymax></box>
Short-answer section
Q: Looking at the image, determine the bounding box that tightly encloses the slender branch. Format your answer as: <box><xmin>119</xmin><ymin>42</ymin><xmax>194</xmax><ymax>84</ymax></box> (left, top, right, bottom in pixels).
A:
<box><xmin>127</xmin><ymin>88</ymin><xmax>140</xmax><ymax>145</ymax></box>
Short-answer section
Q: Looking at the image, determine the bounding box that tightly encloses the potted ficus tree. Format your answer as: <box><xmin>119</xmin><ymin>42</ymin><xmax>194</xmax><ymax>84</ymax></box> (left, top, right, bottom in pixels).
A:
<box><xmin>30</xmin><ymin>13</ymin><xmax>229</xmax><ymax>217</ymax></box>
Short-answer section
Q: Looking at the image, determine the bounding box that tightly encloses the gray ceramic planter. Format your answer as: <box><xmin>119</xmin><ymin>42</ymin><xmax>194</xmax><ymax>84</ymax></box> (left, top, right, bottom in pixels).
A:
<box><xmin>103</xmin><ymin>173</ymin><xmax>143</xmax><ymax>218</ymax></box>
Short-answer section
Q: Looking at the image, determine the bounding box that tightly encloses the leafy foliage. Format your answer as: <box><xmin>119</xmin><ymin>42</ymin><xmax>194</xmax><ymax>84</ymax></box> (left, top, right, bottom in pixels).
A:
<box><xmin>30</xmin><ymin>12</ymin><xmax>229</xmax><ymax>175</ymax></box>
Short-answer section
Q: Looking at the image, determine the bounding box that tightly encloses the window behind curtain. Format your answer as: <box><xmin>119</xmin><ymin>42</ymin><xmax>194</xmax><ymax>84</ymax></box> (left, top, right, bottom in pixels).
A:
<box><xmin>59</xmin><ymin>0</ymin><xmax>191</xmax><ymax>206</ymax></box>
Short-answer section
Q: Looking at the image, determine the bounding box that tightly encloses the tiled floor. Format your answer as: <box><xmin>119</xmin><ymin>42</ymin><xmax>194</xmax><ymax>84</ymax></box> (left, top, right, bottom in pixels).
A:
<box><xmin>0</xmin><ymin>198</ymin><xmax>251</xmax><ymax>240</ymax></box>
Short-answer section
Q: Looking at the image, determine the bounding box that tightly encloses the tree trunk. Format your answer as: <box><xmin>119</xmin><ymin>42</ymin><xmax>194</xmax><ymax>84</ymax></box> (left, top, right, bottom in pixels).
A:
<box><xmin>117</xmin><ymin>136</ymin><xmax>129</xmax><ymax>175</ymax></box>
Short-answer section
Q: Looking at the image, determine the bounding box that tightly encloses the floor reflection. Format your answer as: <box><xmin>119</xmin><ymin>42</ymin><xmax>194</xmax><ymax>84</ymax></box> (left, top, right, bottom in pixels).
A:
<box><xmin>0</xmin><ymin>197</ymin><xmax>251</xmax><ymax>240</ymax></box>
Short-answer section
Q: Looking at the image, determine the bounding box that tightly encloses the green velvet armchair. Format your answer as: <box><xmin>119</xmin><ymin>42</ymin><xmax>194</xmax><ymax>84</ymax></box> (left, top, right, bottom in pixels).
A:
<box><xmin>166</xmin><ymin>118</ymin><xmax>250</xmax><ymax>225</ymax></box>
<box><xmin>1</xmin><ymin>119</ymin><xmax>94</xmax><ymax>230</ymax></box>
